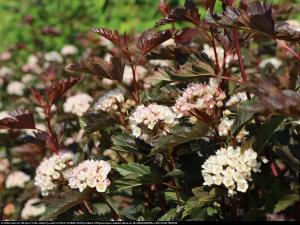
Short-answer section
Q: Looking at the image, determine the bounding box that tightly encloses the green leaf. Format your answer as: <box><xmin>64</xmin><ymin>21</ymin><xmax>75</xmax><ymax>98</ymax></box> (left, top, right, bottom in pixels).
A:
<box><xmin>112</xmin><ymin>173</ymin><xmax>164</xmax><ymax>191</ymax></box>
<box><xmin>273</xmin><ymin>194</ymin><xmax>300</xmax><ymax>213</ymax></box>
<box><xmin>182</xmin><ymin>187</ymin><xmax>217</xmax><ymax>219</ymax></box>
<box><xmin>111</xmin><ymin>133</ymin><xmax>149</xmax><ymax>154</ymax></box>
<box><xmin>166</xmin><ymin>169</ymin><xmax>185</xmax><ymax>177</ymax></box>
<box><xmin>143</xmin><ymin>207</ymin><xmax>161</xmax><ymax>221</ymax></box>
<box><xmin>82</xmin><ymin>112</ymin><xmax>115</xmax><ymax>137</ymax></box>
<box><xmin>231</xmin><ymin>108</ymin><xmax>254</xmax><ymax>135</ymax></box>
<box><xmin>253</xmin><ymin>116</ymin><xmax>285</xmax><ymax>153</ymax></box>
<box><xmin>116</xmin><ymin>163</ymin><xmax>151</xmax><ymax>176</ymax></box>
<box><xmin>151</xmin><ymin>122</ymin><xmax>209</xmax><ymax>154</ymax></box>
<box><xmin>41</xmin><ymin>189</ymin><xmax>88</xmax><ymax>220</ymax></box>
<box><xmin>158</xmin><ymin>206</ymin><xmax>183</xmax><ymax>221</ymax></box>
<box><xmin>164</xmin><ymin>190</ymin><xmax>179</xmax><ymax>203</ymax></box>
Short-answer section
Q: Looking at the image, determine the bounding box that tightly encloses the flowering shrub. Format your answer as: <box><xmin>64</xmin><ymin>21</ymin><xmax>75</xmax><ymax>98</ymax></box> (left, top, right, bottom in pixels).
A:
<box><xmin>0</xmin><ymin>0</ymin><xmax>300</xmax><ymax>222</ymax></box>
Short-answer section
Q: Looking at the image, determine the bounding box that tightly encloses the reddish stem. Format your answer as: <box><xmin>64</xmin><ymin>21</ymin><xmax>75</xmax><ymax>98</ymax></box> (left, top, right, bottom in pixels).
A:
<box><xmin>270</xmin><ymin>162</ymin><xmax>279</xmax><ymax>177</ymax></box>
<box><xmin>45</xmin><ymin>105</ymin><xmax>59</xmax><ymax>154</ymax></box>
<box><xmin>210</xmin><ymin>27</ymin><xmax>220</xmax><ymax>74</ymax></box>
<box><xmin>233</xmin><ymin>30</ymin><xmax>247</xmax><ymax>82</ymax></box>
<box><xmin>277</xmin><ymin>40</ymin><xmax>300</xmax><ymax>62</ymax></box>
<box><xmin>130</xmin><ymin>63</ymin><xmax>139</xmax><ymax>103</ymax></box>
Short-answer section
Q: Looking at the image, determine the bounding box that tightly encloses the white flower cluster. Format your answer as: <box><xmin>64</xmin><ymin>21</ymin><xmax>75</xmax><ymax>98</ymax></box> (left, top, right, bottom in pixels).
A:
<box><xmin>34</xmin><ymin>152</ymin><xmax>74</xmax><ymax>196</ymax></box>
<box><xmin>68</xmin><ymin>159</ymin><xmax>111</xmax><ymax>193</ymax></box>
<box><xmin>129</xmin><ymin>103</ymin><xmax>179</xmax><ymax>145</ymax></box>
<box><xmin>226</xmin><ymin>92</ymin><xmax>249</xmax><ymax>107</ymax></box>
<box><xmin>21</xmin><ymin>198</ymin><xmax>46</xmax><ymax>220</ymax></box>
<box><xmin>0</xmin><ymin>66</ymin><xmax>13</xmax><ymax>78</ymax></box>
<box><xmin>217</xmin><ymin>117</ymin><xmax>249</xmax><ymax>143</ymax></box>
<box><xmin>218</xmin><ymin>117</ymin><xmax>234</xmax><ymax>136</ymax></box>
<box><xmin>202</xmin><ymin>146</ymin><xmax>264</xmax><ymax>196</ymax></box>
<box><xmin>63</xmin><ymin>93</ymin><xmax>93</xmax><ymax>117</ymax></box>
<box><xmin>5</xmin><ymin>171</ymin><xmax>30</xmax><ymax>188</ymax></box>
<box><xmin>174</xmin><ymin>80</ymin><xmax>226</xmax><ymax>118</ymax></box>
<box><xmin>61</xmin><ymin>45</ymin><xmax>78</xmax><ymax>56</ymax></box>
<box><xmin>44</xmin><ymin>51</ymin><xmax>63</xmax><ymax>63</ymax></box>
<box><xmin>6</xmin><ymin>81</ymin><xmax>26</xmax><ymax>96</ymax></box>
<box><xmin>94</xmin><ymin>89</ymin><xmax>134</xmax><ymax>114</ymax></box>
<box><xmin>203</xmin><ymin>44</ymin><xmax>237</xmax><ymax>67</ymax></box>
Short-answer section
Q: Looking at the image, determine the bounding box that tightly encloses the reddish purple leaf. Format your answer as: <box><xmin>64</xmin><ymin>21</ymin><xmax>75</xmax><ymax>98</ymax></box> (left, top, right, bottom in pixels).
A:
<box><xmin>92</xmin><ymin>28</ymin><xmax>128</xmax><ymax>50</ymax></box>
<box><xmin>30</xmin><ymin>88</ymin><xmax>47</xmax><ymax>107</ymax></box>
<box><xmin>66</xmin><ymin>56</ymin><xmax>124</xmax><ymax>82</ymax></box>
<box><xmin>138</xmin><ymin>29</ymin><xmax>172</xmax><ymax>56</ymax></box>
<box><xmin>156</xmin><ymin>0</ymin><xmax>201</xmax><ymax>27</ymax></box>
<box><xmin>0</xmin><ymin>109</ymin><xmax>36</xmax><ymax>130</ymax></box>
<box><xmin>46</xmin><ymin>77</ymin><xmax>80</xmax><ymax>105</ymax></box>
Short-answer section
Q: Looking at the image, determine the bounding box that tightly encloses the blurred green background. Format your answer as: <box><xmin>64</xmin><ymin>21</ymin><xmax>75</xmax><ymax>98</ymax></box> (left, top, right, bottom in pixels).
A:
<box><xmin>0</xmin><ymin>0</ymin><xmax>299</xmax><ymax>54</ymax></box>
<box><xmin>0</xmin><ymin>0</ymin><xmax>184</xmax><ymax>53</ymax></box>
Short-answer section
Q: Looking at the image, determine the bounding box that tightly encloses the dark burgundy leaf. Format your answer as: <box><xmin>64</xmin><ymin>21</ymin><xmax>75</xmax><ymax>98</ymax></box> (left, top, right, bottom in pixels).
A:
<box><xmin>248</xmin><ymin>1</ymin><xmax>274</xmax><ymax>36</ymax></box>
<box><xmin>66</xmin><ymin>59</ymin><xmax>110</xmax><ymax>77</ymax></box>
<box><xmin>0</xmin><ymin>110</ymin><xmax>36</xmax><ymax>130</ymax></box>
<box><xmin>206</xmin><ymin>0</ymin><xmax>299</xmax><ymax>42</ymax></box>
<box><xmin>67</xmin><ymin>57</ymin><xmax>124</xmax><ymax>82</ymax></box>
<box><xmin>275</xmin><ymin>21</ymin><xmax>300</xmax><ymax>42</ymax></box>
<box><xmin>138</xmin><ymin>29</ymin><xmax>172</xmax><ymax>56</ymax></box>
<box><xmin>92</xmin><ymin>28</ymin><xmax>128</xmax><ymax>50</ymax></box>
<box><xmin>173</xmin><ymin>28</ymin><xmax>200</xmax><ymax>44</ymax></box>
<box><xmin>30</xmin><ymin>88</ymin><xmax>47</xmax><ymax>107</ymax></box>
<box><xmin>240</xmin><ymin>76</ymin><xmax>300</xmax><ymax>117</ymax></box>
<box><xmin>146</xmin><ymin>45</ymin><xmax>198</xmax><ymax>62</ymax></box>
<box><xmin>156</xmin><ymin>0</ymin><xmax>201</xmax><ymax>27</ymax></box>
<box><xmin>46</xmin><ymin>77</ymin><xmax>80</xmax><ymax>105</ymax></box>
<box><xmin>109</xmin><ymin>56</ymin><xmax>125</xmax><ymax>82</ymax></box>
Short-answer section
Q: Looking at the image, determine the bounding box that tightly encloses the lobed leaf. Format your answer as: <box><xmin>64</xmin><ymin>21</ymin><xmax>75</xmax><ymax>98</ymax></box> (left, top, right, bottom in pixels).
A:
<box><xmin>151</xmin><ymin>122</ymin><xmax>209</xmax><ymax>154</ymax></box>
<box><xmin>0</xmin><ymin>109</ymin><xmax>35</xmax><ymax>130</ymax></box>
<box><xmin>156</xmin><ymin>0</ymin><xmax>201</xmax><ymax>27</ymax></box>
<box><xmin>46</xmin><ymin>77</ymin><xmax>81</xmax><ymax>105</ymax></box>
<box><xmin>138</xmin><ymin>29</ymin><xmax>172</xmax><ymax>56</ymax></box>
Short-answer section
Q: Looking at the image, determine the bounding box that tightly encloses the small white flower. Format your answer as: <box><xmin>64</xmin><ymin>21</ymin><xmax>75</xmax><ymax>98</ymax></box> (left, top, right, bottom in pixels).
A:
<box><xmin>0</xmin><ymin>66</ymin><xmax>14</xmax><ymax>78</ymax></box>
<box><xmin>237</xmin><ymin>180</ymin><xmax>249</xmax><ymax>192</ymax></box>
<box><xmin>21</xmin><ymin>198</ymin><xmax>46</xmax><ymax>219</ymax></box>
<box><xmin>202</xmin><ymin>146</ymin><xmax>263</xmax><ymax>196</ymax></box>
<box><xmin>64</xmin><ymin>93</ymin><xmax>93</xmax><ymax>117</ymax></box>
<box><xmin>226</xmin><ymin>92</ymin><xmax>249</xmax><ymax>107</ymax></box>
<box><xmin>68</xmin><ymin>159</ymin><xmax>111</xmax><ymax>193</ymax></box>
<box><xmin>5</xmin><ymin>171</ymin><xmax>30</xmax><ymax>188</ymax></box>
<box><xmin>218</xmin><ymin>117</ymin><xmax>234</xmax><ymax>136</ymax></box>
<box><xmin>203</xmin><ymin>44</ymin><xmax>237</xmax><ymax>67</ymax></box>
<box><xmin>44</xmin><ymin>51</ymin><xmax>63</xmax><ymax>63</ymax></box>
<box><xmin>174</xmin><ymin>80</ymin><xmax>226</xmax><ymax>118</ymax></box>
<box><xmin>21</xmin><ymin>74</ymin><xmax>35</xmax><ymax>84</ymax></box>
<box><xmin>34</xmin><ymin>152</ymin><xmax>75</xmax><ymax>196</ymax></box>
<box><xmin>61</xmin><ymin>45</ymin><xmax>78</xmax><ymax>56</ymax></box>
<box><xmin>7</xmin><ymin>81</ymin><xmax>26</xmax><ymax>96</ymax></box>
<box><xmin>129</xmin><ymin>103</ymin><xmax>179</xmax><ymax>145</ymax></box>
<box><xmin>218</xmin><ymin>116</ymin><xmax>248</xmax><ymax>143</ymax></box>
<box><xmin>94</xmin><ymin>89</ymin><xmax>126</xmax><ymax>113</ymax></box>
